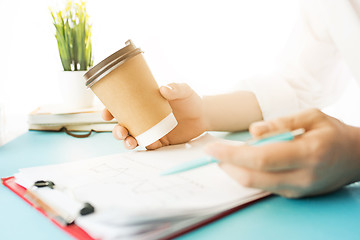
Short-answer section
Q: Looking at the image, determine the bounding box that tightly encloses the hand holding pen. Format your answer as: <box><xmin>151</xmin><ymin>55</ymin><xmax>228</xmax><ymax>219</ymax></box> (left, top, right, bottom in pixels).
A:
<box><xmin>161</xmin><ymin>128</ymin><xmax>305</xmax><ymax>175</ymax></box>
<box><xmin>162</xmin><ymin>109</ymin><xmax>360</xmax><ymax>199</ymax></box>
<box><xmin>203</xmin><ymin>109</ymin><xmax>360</xmax><ymax>198</ymax></box>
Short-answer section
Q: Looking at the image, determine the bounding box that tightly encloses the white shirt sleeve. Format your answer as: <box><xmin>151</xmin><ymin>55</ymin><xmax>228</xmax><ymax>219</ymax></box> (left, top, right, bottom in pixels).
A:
<box><xmin>239</xmin><ymin>0</ymin><xmax>357</xmax><ymax>120</ymax></box>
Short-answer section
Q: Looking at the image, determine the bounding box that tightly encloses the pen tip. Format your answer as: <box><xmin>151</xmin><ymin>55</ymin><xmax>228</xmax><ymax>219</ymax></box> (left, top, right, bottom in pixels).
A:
<box><xmin>159</xmin><ymin>171</ymin><xmax>173</xmax><ymax>176</ymax></box>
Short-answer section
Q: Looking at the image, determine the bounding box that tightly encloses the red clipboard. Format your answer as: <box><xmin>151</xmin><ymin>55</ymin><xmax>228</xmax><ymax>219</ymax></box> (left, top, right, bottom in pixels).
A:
<box><xmin>2</xmin><ymin>176</ymin><xmax>270</xmax><ymax>240</ymax></box>
<box><xmin>2</xmin><ymin>177</ymin><xmax>95</xmax><ymax>240</ymax></box>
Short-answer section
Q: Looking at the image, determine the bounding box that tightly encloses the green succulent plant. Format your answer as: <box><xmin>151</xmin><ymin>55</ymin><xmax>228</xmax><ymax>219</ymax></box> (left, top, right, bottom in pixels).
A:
<box><xmin>50</xmin><ymin>0</ymin><xmax>93</xmax><ymax>71</ymax></box>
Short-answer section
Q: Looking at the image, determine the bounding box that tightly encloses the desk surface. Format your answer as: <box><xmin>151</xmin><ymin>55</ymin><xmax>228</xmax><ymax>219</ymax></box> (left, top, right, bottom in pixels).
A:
<box><xmin>1</xmin><ymin>131</ymin><xmax>360</xmax><ymax>240</ymax></box>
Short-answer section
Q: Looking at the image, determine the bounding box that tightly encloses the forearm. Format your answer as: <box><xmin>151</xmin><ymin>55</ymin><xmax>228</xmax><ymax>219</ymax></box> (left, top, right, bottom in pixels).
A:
<box><xmin>202</xmin><ymin>91</ymin><xmax>263</xmax><ymax>132</ymax></box>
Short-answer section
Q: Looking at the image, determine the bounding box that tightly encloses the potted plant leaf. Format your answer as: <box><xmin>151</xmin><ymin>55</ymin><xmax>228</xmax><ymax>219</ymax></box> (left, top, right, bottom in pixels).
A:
<box><xmin>50</xmin><ymin>0</ymin><xmax>94</xmax><ymax>108</ymax></box>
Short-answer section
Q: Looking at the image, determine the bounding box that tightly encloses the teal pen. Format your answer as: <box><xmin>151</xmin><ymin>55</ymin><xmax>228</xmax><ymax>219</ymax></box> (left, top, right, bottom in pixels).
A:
<box><xmin>160</xmin><ymin>128</ymin><xmax>305</xmax><ymax>176</ymax></box>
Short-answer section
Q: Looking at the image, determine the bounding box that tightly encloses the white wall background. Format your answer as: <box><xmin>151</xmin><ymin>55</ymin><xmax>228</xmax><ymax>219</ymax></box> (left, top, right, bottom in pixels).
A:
<box><xmin>0</xmin><ymin>0</ymin><xmax>359</xmax><ymax>143</ymax></box>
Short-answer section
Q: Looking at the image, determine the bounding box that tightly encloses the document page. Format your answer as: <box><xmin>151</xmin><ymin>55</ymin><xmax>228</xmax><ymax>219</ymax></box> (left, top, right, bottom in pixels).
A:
<box><xmin>16</xmin><ymin>134</ymin><xmax>263</xmax><ymax>210</ymax></box>
<box><xmin>14</xmin><ymin>133</ymin><xmax>267</xmax><ymax>239</ymax></box>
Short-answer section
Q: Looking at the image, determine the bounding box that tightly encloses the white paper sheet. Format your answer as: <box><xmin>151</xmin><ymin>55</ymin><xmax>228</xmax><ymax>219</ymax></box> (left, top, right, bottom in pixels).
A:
<box><xmin>15</xmin><ymin>133</ymin><xmax>267</xmax><ymax>239</ymax></box>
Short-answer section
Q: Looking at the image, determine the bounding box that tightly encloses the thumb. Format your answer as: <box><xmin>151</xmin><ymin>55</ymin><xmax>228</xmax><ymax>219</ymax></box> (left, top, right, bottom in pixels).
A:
<box><xmin>249</xmin><ymin>108</ymin><xmax>320</xmax><ymax>138</ymax></box>
<box><xmin>159</xmin><ymin>83</ymin><xmax>194</xmax><ymax>101</ymax></box>
<box><xmin>249</xmin><ymin>118</ymin><xmax>293</xmax><ymax>138</ymax></box>
<box><xmin>249</xmin><ymin>121</ymin><xmax>272</xmax><ymax>138</ymax></box>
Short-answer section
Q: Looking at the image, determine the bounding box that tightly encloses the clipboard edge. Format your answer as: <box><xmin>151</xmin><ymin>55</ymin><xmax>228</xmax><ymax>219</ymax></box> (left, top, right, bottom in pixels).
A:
<box><xmin>160</xmin><ymin>192</ymin><xmax>272</xmax><ymax>240</ymax></box>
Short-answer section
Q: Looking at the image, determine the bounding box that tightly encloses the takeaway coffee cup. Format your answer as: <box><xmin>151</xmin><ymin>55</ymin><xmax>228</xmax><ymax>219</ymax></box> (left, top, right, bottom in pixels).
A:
<box><xmin>84</xmin><ymin>40</ymin><xmax>177</xmax><ymax>147</ymax></box>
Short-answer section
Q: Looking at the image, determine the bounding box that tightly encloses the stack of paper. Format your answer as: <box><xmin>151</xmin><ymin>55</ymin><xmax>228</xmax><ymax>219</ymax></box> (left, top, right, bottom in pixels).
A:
<box><xmin>14</xmin><ymin>134</ymin><xmax>269</xmax><ymax>240</ymax></box>
<box><xmin>28</xmin><ymin>104</ymin><xmax>117</xmax><ymax>132</ymax></box>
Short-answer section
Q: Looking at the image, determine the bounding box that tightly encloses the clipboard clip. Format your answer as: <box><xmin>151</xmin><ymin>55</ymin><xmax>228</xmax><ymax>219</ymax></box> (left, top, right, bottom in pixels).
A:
<box><xmin>34</xmin><ymin>180</ymin><xmax>55</xmax><ymax>189</ymax></box>
<box><xmin>25</xmin><ymin>180</ymin><xmax>95</xmax><ymax>226</ymax></box>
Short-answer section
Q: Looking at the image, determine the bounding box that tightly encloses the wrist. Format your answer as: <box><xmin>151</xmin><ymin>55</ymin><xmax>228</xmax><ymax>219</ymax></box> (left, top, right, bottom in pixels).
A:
<box><xmin>348</xmin><ymin>125</ymin><xmax>360</xmax><ymax>158</ymax></box>
<box><xmin>201</xmin><ymin>96</ymin><xmax>214</xmax><ymax>131</ymax></box>
<box><xmin>201</xmin><ymin>91</ymin><xmax>263</xmax><ymax>132</ymax></box>
<box><xmin>347</xmin><ymin>125</ymin><xmax>360</xmax><ymax>182</ymax></box>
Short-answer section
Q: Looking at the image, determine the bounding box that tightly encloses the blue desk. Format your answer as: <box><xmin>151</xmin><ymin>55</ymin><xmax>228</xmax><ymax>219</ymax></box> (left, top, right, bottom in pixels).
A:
<box><xmin>1</xmin><ymin>131</ymin><xmax>360</xmax><ymax>240</ymax></box>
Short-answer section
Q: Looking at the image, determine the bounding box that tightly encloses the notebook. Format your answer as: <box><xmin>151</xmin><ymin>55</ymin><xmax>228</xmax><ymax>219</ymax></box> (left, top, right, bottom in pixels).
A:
<box><xmin>28</xmin><ymin>104</ymin><xmax>117</xmax><ymax>133</ymax></box>
<box><xmin>11</xmin><ymin>134</ymin><xmax>269</xmax><ymax>240</ymax></box>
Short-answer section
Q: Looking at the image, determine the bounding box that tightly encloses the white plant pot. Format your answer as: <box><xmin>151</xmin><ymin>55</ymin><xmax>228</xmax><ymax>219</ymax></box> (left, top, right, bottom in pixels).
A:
<box><xmin>58</xmin><ymin>71</ymin><xmax>94</xmax><ymax>109</ymax></box>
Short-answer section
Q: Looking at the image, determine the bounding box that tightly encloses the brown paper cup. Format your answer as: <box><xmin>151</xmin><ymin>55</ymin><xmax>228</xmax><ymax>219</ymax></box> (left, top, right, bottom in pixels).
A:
<box><xmin>84</xmin><ymin>40</ymin><xmax>177</xmax><ymax>147</ymax></box>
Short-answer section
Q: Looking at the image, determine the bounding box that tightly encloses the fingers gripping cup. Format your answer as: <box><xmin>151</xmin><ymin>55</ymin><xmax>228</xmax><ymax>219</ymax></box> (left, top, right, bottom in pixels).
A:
<box><xmin>84</xmin><ymin>40</ymin><xmax>177</xmax><ymax>147</ymax></box>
